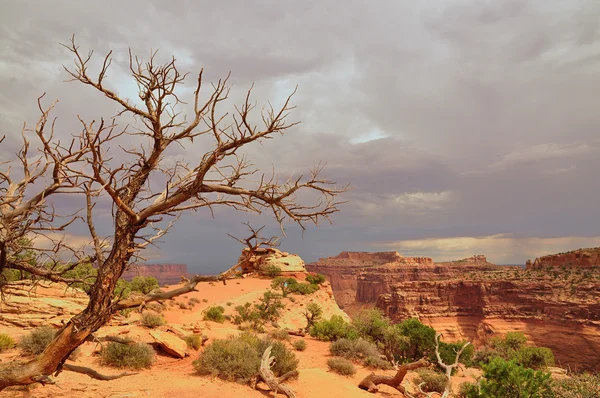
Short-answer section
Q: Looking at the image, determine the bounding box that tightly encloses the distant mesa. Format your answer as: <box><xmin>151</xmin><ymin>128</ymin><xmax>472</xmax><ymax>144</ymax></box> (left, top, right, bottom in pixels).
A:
<box><xmin>526</xmin><ymin>247</ymin><xmax>600</xmax><ymax>269</ymax></box>
<box><xmin>122</xmin><ymin>263</ymin><xmax>189</xmax><ymax>285</ymax></box>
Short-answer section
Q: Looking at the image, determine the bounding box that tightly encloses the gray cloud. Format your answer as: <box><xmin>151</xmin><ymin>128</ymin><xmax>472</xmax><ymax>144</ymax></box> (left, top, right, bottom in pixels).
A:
<box><xmin>2</xmin><ymin>0</ymin><xmax>600</xmax><ymax>270</ymax></box>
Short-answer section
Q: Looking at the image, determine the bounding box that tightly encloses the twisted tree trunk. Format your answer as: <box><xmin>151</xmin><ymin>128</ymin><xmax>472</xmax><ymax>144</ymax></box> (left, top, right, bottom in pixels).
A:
<box><xmin>358</xmin><ymin>358</ymin><xmax>430</xmax><ymax>394</ymax></box>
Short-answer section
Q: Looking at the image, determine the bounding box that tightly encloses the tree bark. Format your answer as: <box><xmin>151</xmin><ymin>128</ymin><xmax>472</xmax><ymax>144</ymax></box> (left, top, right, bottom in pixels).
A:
<box><xmin>358</xmin><ymin>358</ymin><xmax>430</xmax><ymax>394</ymax></box>
<box><xmin>61</xmin><ymin>363</ymin><xmax>137</xmax><ymax>381</ymax></box>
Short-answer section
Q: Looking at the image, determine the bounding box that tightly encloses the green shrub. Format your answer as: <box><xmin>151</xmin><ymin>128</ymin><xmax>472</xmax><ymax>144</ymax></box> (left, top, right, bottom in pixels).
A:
<box><xmin>514</xmin><ymin>346</ymin><xmax>554</xmax><ymax>370</ymax></box>
<box><xmin>269</xmin><ymin>329</ymin><xmax>290</xmax><ymax>341</ymax></box>
<box><xmin>330</xmin><ymin>338</ymin><xmax>380</xmax><ymax>360</ymax></box>
<box><xmin>397</xmin><ymin>318</ymin><xmax>436</xmax><ymax>361</ymax></box>
<box><xmin>262</xmin><ymin>265</ymin><xmax>282</xmax><ymax>278</ymax></box>
<box><xmin>130</xmin><ymin>276</ymin><xmax>160</xmax><ymax>294</ymax></box>
<box><xmin>0</xmin><ymin>334</ymin><xmax>15</xmax><ymax>352</ymax></box>
<box><xmin>415</xmin><ymin>368</ymin><xmax>447</xmax><ymax>393</ymax></box>
<box><xmin>465</xmin><ymin>357</ymin><xmax>553</xmax><ymax>398</ymax></box>
<box><xmin>288</xmin><ymin>282</ymin><xmax>319</xmax><ymax>295</ymax></box>
<box><xmin>458</xmin><ymin>382</ymin><xmax>477</xmax><ymax>398</ymax></box>
<box><xmin>100</xmin><ymin>342</ymin><xmax>155</xmax><ymax>369</ymax></box>
<box><xmin>184</xmin><ymin>335</ymin><xmax>205</xmax><ymax>350</ymax></box>
<box><xmin>292</xmin><ymin>339</ymin><xmax>307</xmax><ymax>351</ymax></box>
<box><xmin>552</xmin><ymin>373</ymin><xmax>600</xmax><ymax>398</ymax></box>
<box><xmin>310</xmin><ymin>315</ymin><xmax>357</xmax><ymax>341</ymax></box>
<box><xmin>254</xmin><ymin>291</ymin><xmax>284</xmax><ymax>321</ymax></box>
<box><xmin>193</xmin><ymin>333</ymin><xmax>298</xmax><ymax>384</ymax></box>
<box><xmin>438</xmin><ymin>340</ymin><xmax>475</xmax><ymax>369</ymax></box>
<box><xmin>364</xmin><ymin>355</ymin><xmax>393</xmax><ymax>370</ymax></box>
<box><xmin>327</xmin><ymin>357</ymin><xmax>356</xmax><ymax>376</ymax></box>
<box><xmin>303</xmin><ymin>302</ymin><xmax>323</xmax><ymax>331</ymax></box>
<box><xmin>141</xmin><ymin>311</ymin><xmax>166</xmax><ymax>328</ymax></box>
<box><xmin>20</xmin><ymin>326</ymin><xmax>55</xmax><ymax>355</ymax></box>
<box><xmin>204</xmin><ymin>306</ymin><xmax>226</xmax><ymax>323</ymax></box>
<box><xmin>351</xmin><ymin>308</ymin><xmax>392</xmax><ymax>344</ymax></box>
<box><xmin>305</xmin><ymin>273</ymin><xmax>326</xmax><ymax>285</ymax></box>
<box><xmin>271</xmin><ymin>277</ymin><xmax>297</xmax><ymax>297</ymax></box>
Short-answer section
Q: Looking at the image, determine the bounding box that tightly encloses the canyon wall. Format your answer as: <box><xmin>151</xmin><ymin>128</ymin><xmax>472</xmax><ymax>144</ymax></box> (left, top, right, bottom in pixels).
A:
<box><xmin>526</xmin><ymin>247</ymin><xmax>600</xmax><ymax>269</ymax></box>
<box><xmin>122</xmin><ymin>264</ymin><xmax>189</xmax><ymax>285</ymax></box>
<box><xmin>307</xmin><ymin>251</ymin><xmax>600</xmax><ymax>371</ymax></box>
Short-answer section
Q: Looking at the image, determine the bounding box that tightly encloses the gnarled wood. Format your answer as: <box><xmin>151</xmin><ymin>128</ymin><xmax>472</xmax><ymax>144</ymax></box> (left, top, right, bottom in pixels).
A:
<box><xmin>358</xmin><ymin>358</ymin><xmax>430</xmax><ymax>394</ymax></box>
<box><xmin>434</xmin><ymin>333</ymin><xmax>471</xmax><ymax>398</ymax></box>
<box><xmin>258</xmin><ymin>346</ymin><xmax>298</xmax><ymax>398</ymax></box>
<box><xmin>61</xmin><ymin>363</ymin><xmax>137</xmax><ymax>381</ymax></box>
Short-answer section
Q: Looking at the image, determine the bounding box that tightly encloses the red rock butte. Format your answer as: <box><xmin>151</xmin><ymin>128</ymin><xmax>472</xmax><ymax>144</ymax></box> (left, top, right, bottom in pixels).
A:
<box><xmin>526</xmin><ymin>247</ymin><xmax>600</xmax><ymax>269</ymax></box>
<box><xmin>122</xmin><ymin>263</ymin><xmax>189</xmax><ymax>285</ymax></box>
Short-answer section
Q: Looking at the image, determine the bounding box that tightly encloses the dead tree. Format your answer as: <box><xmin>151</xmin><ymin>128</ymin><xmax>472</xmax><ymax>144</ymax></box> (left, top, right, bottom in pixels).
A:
<box><xmin>225</xmin><ymin>222</ymin><xmax>281</xmax><ymax>274</ymax></box>
<box><xmin>434</xmin><ymin>333</ymin><xmax>471</xmax><ymax>398</ymax></box>
<box><xmin>257</xmin><ymin>346</ymin><xmax>298</xmax><ymax>398</ymax></box>
<box><xmin>358</xmin><ymin>358</ymin><xmax>430</xmax><ymax>394</ymax></box>
<box><xmin>0</xmin><ymin>36</ymin><xmax>347</xmax><ymax>391</ymax></box>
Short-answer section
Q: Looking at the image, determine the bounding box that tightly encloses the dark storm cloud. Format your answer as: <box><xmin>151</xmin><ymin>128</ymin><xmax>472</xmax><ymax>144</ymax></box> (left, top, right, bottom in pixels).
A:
<box><xmin>1</xmin><ymin>0</ymin><xmax>600</xmax><ymax>269</ymax></box>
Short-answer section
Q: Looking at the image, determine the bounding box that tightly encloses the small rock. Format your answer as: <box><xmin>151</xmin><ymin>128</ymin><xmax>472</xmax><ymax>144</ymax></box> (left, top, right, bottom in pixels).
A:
<box><xmin>149</xmin><ymin>330</ymin><xmax>187</xmax><ymax>358</ymax></box>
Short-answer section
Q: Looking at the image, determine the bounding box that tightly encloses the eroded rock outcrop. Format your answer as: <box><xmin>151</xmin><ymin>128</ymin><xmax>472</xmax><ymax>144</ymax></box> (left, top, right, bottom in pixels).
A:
<box><xmin>526</xmin><ymin>247</ymin><xmax>600</xmax><ymax>269</ymax></box>
<box><xmin>234</xmin><ymin>247</ymin><xmax>306</xmax><ymax>274</ymax></box>
<box><xmin>307</xmin><ymin>251</ymin><xmax>600</xmax><ymax>371</ymax></box>
<box><xmin>122</xmin><ymin>263</ymin><xmax>189</xmax><ymax>285</ymax></box>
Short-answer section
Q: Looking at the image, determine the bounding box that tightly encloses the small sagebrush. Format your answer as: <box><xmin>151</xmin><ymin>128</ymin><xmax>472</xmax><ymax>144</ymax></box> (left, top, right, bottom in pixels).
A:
<box><xmin>204</xmin><ymin>306</ymin><xmax>226</xmax><ymax>323</ymax></box>
<box><xmin>0</xmin><ymin>333</ymin><xmax>15</xmax><ymax>352</ymax></box>
<box><xmin>269</xmin><ymin>329</ymin><xmax>291</xmax><ymax>341</ymax></box>
<box><xmin>101</xmin><ymin>342</ymin><xmax>155</xmax><ymax>369</ymax></box>
<box><xmin>415</xmin><ymin>368</ymin><xmax>447</xmax><ymax>393</ymax></box>
<box><xmin>330</xmin><ymin>338</ymin><xmax>380</xmax><ymax>360</ymax></box>
<box><xmin>364</xmin><ymin>355</ymin><xmax>393</xmax><ymax>370</ymax></box>
<box><xmin>141</xmin><ymin>312</ymin><xmax>166</xmax><ymax>328</ymax></box>
<box><xmin>20</xmin><ymin>326</ymin><xmax>56</xmax><ymax>355</ymax></box>
<box><xmin>327</xmin><ymin>357</ymin><xmax>356</xmax><ymax>376</ymax></box>
<box><xmin>292</xmin><ymin>339</ymin><xmax>307</xmax><ymax>351</ymax></box>
<box><xmin>184</xmin><ymin>334</ymin><xmax>205</xmax><ymax>350</ymax></box>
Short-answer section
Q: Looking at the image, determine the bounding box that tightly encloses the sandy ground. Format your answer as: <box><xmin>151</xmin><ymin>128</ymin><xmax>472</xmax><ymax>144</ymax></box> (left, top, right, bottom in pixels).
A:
<box><xmin>0</xmin><ymin>277</ymin><xmax>476</xmax><ymax>397</ymax></box>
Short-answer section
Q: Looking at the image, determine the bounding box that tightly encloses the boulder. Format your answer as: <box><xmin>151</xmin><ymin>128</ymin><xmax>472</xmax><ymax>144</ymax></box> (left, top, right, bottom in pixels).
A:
<box><xmin>149</xmin><ymin>330</ymin><xmax>187</xmax><ymax>358</ymax></box>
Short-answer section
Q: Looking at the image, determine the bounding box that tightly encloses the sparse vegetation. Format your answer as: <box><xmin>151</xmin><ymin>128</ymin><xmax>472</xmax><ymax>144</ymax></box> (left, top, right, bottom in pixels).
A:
<box><xmin>130</xmin><ymin>276</ymin><xmax>160</xmax><ymax>294</ymax></box>
<box><xmin>327</xmin><ymin>357</ymin><xmax>356</xmax><ymax>376</ymax></box>
<box><xmin>292</xmin><ymin>339</ymin><xmax>307</xmax><ymax>351</ymax></box>
<box><xmin>551</xmin><ymin>373</ymin><xmax>600</xmax><ymax>398</ymax></box>
<box><xmin>193</xmin><ymin>333</ymin><xmax>298</xmax><ymax>384</ymax></box>
<box><xmin>303</xmin><ymin>302</ymin><xmax>323</xmax><ymax>331</ymax></box>
<box><xmin>262</xmin><ymin>265</ymin><xmax>282</xmax><ymax>278</ymax></box>
<box><xmin>204</xmin><ymin>306</ymin><xmax>226</xmax><ymax>323</ymax></box>
<box><xmin>363</xmin><ymin>355</ymin><xmax>393</xmax><ymax>370</ymax></box>
<box><xmin>20</xmin><ymin>326</ymin><xmax>56</xmax><ymax>355</ymax></box>
<box><xmin>141</xmin><ymin>312</ymin><xmax>166</xmax><ymax>328</ymax></box>
<box><xmin>415</xmin><ymin>368</ymin><xmax>446</xmax><ymax>393</ymax></box>
<box><xmin>474</xmin><ymin>332</ymin><xmax>554</xmax><ymax>370</ymax></box>
<box><xmin>100</xmin><ymin>342</ymin><xmax>155</xmax><ymax>369</ymax></box>
<box><xmin>330</xmin><ymin>338</ymin><xmax>380</xmax><ymax>360</ymax></box>
<box><xmin>305</xmin><ymin>273</ymin><xmax>326</xmax><ymax>285</ymax></box>
<box><xmin>0</xmin><ymin>334</ymin><xmax>15</xmax><ymax>352</ymax></box>
<box><xmin>269</xmin><ymin>329</ymin><xmax>291</xmax><ymax>341</ymax></box>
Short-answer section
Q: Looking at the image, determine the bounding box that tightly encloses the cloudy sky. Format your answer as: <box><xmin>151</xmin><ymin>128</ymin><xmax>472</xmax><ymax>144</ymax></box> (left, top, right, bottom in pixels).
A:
<box><xmin>2</xmin><ymin>0</ymin><xmax>600</xmax><ymax>273</ymax></box>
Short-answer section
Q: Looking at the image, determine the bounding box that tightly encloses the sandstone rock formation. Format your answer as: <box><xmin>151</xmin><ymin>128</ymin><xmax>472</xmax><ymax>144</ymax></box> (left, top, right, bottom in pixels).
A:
<box><xmin>122</xmin><ymin>263</ymin><xmax>189</xmax><ymax>285</ymax></box>
<box><xmin>233</xmin><ymin>247</ymin><xmax>306</xmax><ymax>274</ymax></box>
<box><xmin>526</xmin><ymin>247</ymin><xmax>600</xmax><ymax>269</ymax></box>
<box><xmin>307</xmin><ymin>251</ymin><xmax>600</xmax><ymax>371</ymax></box>
<box><xmin>149</xmin><ymin>330</ymin><xmax>188</xmax><ymax>358</ymax></box>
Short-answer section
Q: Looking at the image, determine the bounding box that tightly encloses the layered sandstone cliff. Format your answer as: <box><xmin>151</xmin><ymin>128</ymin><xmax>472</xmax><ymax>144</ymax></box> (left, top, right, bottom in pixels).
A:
<box><xmin>122</xmin><ymin>263</ymin><xmax>189</xmax><ymax>285</ymax></box>
<box><xmin>307</xmin><ymin>251</ymin><xmax>600</xmax><ymax>371</ymax></box>
<box><xmin>526</xmin><ymin>247</ymin><xmax>600</xmax><ymax>269</ymax></box>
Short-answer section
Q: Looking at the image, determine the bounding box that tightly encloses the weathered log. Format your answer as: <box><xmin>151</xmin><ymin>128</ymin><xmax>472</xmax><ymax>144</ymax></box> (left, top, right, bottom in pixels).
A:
<box><xmin>61</xmin><ymin>363</ymin><xmax>137</xmax><ymax>381</ymax></box>
<box><xmin>258</xmin><ymin>346</ymin><xmax>297</xmax><ymax>398</ymax></box>
<box><xmin>358</xmin><ymin>358</ymin><xmax>430</xmax><ymax>394</ymax></box>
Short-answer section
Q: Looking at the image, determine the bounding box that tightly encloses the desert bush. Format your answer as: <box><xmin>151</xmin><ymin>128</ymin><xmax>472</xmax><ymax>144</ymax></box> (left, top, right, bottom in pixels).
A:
<box><xmin>327</xmin><ymin>357</ymin><xmax>356</xmax><ymax>376</ymax></box>
<box><xmin>204</xmin><ymin>306</ymin><xmax>226</xmax><ymax>323</ymax></box>
<box><xmin>100</xmin><ymin>342</ymin><xmax>155</xmax><ymax>369</ymax></box>
<box><xmin>464</xmin><ymin>357</ymin><xmax>553</xmax><ymax>398</ymax></box>
<box><xmin>415</xmin><ymin>368</ymin><xmax>447</xmax><ymax>393</ymax></box>
<box><xmin>292</xmin><ymin>339</ymin><xmax>307</xmax><ymax>351</ymax></box>
<box><xmin>0</xmin><ymin>334</ymin><xmax>15</xmax><ymax>352</ymax></box>
<box><xmin>189</xmin><ymin>297</ymin><xmax>200</xmax><ymax>304</ymax></box>
<box><xmin>119</xmin><ymin>308</ymin><xmax>134</xmax><ymax>318</ymax></box>
<box><xmin>178</xmin><ymin>302</ymin><xmax>189</xmax><ymax>310</ymax></box>
<box><xmin>271</xmin><ymin>277</ymin><xmax>297</xmax><ymax>297</ymax></box>
<box><xmin>254</xmin><ymin>290</ymin><xmax>284</xmax><ymax>321</ymax></box>
<box><xmin>396</xmin><ymin>317</ymin><xmax>436</xmax><ymax>362</ymax></box>
<box><xmin>310</xmin><ymin>315</ymin><xmax>357</xmax><ymax>341</ymax></box>
<box><xmin>141</xmin><ymin>311</ymin><xmax>166</xmax><ymax>328</ymax></box>
<box><xmin>193</xmin><ymin>333</ymin><xmax>298</xmax><ymax>384</ymax></box>
<box><xmin>269</xmin><ymin>329</ymin><xmax>290</xmax><ymax>341</ymax></box>
<box><xmin>330</xmin><ymin>338</ymin><xmax>380</xmax><ymax>360</ymax></box>
<box><xmin>20</xmin><ymin>326</ymin><xmax>56</xmax><ymax>355</ymax></box>
<box><xmin>303</xmin><ymin>302</ymin><xmax>323</xmax><ymax>330</ymax></box>
<box><xmin>262</xmin><ymin>265</ymin><xmax>282</xmax><ymax>278</ymax></box>
<box><xmin>363</xmin><ymin>355</ymin><xmax>393</xmax><ymax>370</ymax></box>
<box><xmin>514</xmin><ymin>346</ymin><xmax>554</xmax><ymax>370</ymax></box>
<box><xmin>184</xmin><ymin>335</ymin><xmax>205</xmax><ymax>350</ymax></box>
<box><xmin>438</xmin><ymin>340</ymin><xmax>475</xmax><ymax>369</ymax></box>
<box><xmin>305</xmin><ymin>273</ymin><xmax>326</xmax><ymax>285</ymax></box>
<box><xmin>130</xmin><ymin>276</ymin><xmax>160</xmax><ymax>294</ymax></box>
<box><xmin>551</xmin><ymin>373</ymin><xmax>600</xmax><ymax>398</ymax></box>
<box><xmin>457</xmin><ymin>382</ymin><xmax>476</xmax><ymax>398</ymax></box>
<box><xmin>146</xmin><ymin>302</ymin><xmax>164</xmax><ymax>313</ymax></box>
<box><xmin>288</xmin><ymin>282</ymin><xmax>319</xmax><ymax>295</ymax></box>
